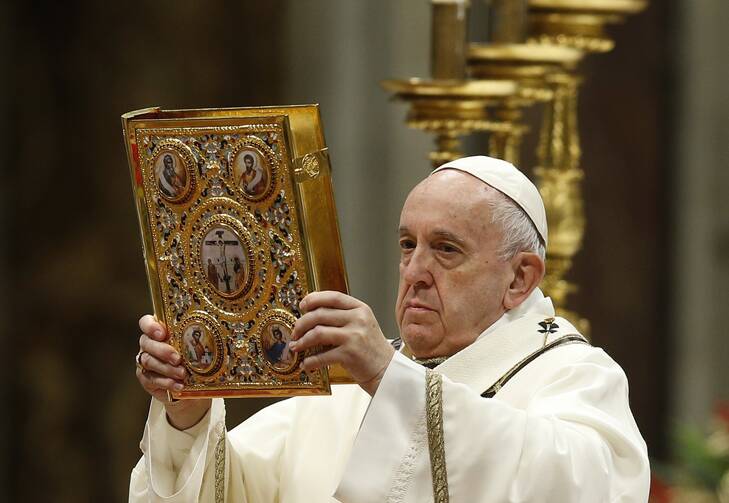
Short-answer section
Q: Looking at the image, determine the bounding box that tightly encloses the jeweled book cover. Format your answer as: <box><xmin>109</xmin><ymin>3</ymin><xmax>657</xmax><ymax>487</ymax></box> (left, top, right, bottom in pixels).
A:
<box><xmin>121</xmin><ymin>105</ymin><xmax>349</xmax><ymax>398</ymax></box>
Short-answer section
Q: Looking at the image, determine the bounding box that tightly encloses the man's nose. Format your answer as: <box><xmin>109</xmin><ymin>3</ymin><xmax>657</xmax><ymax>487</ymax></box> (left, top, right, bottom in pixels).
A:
<box><xmin>402</xmin><ymin>246</ymin><xmax>433</xmax><ymax>286</ymax></box>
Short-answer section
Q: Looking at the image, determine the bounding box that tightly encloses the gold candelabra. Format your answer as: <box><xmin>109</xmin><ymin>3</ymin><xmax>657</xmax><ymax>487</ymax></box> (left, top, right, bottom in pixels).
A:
<box><xmin>382</xmin><ymin>0</ymin><xmax>647</xmax><ymax>333</ymax></box>
<box><xmin>467</xmin><ymin>42</ymin><xmax>582</xmax><ymax>166</ymax></box>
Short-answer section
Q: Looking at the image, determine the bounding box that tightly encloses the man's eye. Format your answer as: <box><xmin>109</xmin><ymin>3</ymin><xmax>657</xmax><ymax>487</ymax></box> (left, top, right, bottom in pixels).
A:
<box><xmin>438</xmin><ymin>243</ymin><xmax>459</xmax><ymax>254</ymax></box>
<box><xmin>399</xmin><ymin>239</ymin><xmax>415</xmax><ymax>250</ymax></box>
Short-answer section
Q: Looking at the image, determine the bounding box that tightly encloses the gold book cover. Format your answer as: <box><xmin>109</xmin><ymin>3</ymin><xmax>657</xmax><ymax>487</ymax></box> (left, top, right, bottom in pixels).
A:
<box><xmin>121</xmin><ymin>105</ymin><xmax>350</xmax><ymax>398</ymax></box>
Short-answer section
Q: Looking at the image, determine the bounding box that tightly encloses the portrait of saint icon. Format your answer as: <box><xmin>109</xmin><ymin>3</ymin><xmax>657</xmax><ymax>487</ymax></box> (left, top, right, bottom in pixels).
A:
<box><xmin>200</xmin><ymin>226</ymin><xmax>250</xmax><ymax>297</ymax></box>
<box><xmin>261</xmin><ymin>322</ymin><xmax>296</xmax><ymax>372</ymax></box>
<box><xmin>154</xmin><ymin>150</ymin><xmax>189</xmax><ymax>201</ymax></box>
<box><xmin>233</xmin><ymin>149</ymin><xmax>269</xmax><ymax>198</ymax></box>
<box><xmin>182</xmin><ymin>324</ymin><xmax>216</xmax><ymax>373</ymax></box>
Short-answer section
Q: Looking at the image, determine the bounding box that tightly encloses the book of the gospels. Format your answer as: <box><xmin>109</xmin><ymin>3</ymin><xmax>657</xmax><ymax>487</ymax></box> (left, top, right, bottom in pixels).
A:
<box><xmin>122</xmin><ymin>105</ymin><xmax>350</xmax><ymax>398</ymax></box>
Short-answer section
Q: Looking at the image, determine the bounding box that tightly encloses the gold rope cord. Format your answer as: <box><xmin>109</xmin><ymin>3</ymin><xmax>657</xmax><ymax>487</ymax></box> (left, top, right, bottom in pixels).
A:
<box><xmin>214</xmin><ymin>431</ymin><xmax>226</xmax><ymax>503</ymax></box>
<box><xmin>425</xmin><ymin>369</ymin><xmax>449</xmax><ymax>503</ymax></box>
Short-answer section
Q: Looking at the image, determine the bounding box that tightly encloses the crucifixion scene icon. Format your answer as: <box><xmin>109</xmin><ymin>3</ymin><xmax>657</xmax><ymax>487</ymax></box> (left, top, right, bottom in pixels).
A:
<box><xmin>200</xmin><ymin>226</ymin><xmax>250</xmax><ymax>297</ymax></box>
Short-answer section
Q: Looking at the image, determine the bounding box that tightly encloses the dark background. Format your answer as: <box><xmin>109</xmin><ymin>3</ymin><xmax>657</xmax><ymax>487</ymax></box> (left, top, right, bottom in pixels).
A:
<box><xmin>3</xmin><ymin>1</ymin><xmax>721</xmax><ymax>501</ymax></box>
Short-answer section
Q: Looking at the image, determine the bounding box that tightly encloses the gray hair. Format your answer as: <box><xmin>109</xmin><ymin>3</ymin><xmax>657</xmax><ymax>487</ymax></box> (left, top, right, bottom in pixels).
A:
<box><xmin>486</xmin><ymin>187</ymin><xmax>546</xmax><ymax>261</ymax></box>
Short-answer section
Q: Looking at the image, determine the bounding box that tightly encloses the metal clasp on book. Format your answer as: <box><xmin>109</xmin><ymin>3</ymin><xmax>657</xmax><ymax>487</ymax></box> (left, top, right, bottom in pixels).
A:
<box><xmin>294</xmin><ymin>148</ymin><xmax>329</xmax><ymax>181</ymax></box>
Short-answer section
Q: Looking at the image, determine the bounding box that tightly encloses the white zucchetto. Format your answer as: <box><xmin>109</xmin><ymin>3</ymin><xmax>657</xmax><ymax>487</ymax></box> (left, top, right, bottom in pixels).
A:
<box><xmin>431</xmin><ymin>155</ymin><xmax>548</xmax><ymax>245</ymax></box>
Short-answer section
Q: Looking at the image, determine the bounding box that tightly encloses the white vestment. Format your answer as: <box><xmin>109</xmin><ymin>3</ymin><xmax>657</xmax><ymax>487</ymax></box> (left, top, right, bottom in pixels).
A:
<box><xmin>129</xmin><ymin>289</ymin><xmax>650</xmax><ymax>502</ymax></box>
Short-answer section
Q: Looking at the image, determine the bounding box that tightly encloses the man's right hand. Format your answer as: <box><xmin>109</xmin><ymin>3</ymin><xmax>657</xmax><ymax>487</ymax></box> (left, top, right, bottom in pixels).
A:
<box><xmin>136</xmin><ymin>315</ymin><xmax>211</xmax><ymax>430</ymax></box>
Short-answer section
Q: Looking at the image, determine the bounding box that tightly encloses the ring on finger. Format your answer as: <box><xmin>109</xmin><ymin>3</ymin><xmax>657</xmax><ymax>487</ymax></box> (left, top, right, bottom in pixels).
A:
<box><xmin>136</xmin><ymin>351</ymin><xmax>146</xmax><ymax>371</ymax></box>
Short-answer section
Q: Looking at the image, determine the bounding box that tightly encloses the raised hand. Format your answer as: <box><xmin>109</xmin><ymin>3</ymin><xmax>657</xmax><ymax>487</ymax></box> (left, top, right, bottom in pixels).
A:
<box><xmin>136</xmin><ymin>315</ymin><xmax>211</xmax><ymax>430</ymax></box>
<box><xmin>290</xmin><ymin>291</ymin><xmax>395</xmax><ymax>396</ymax></box>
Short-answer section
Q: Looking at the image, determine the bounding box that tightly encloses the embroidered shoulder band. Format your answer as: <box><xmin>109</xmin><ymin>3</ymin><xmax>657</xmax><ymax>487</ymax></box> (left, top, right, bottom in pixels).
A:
<box><xmin>481</xmin><ymin>334</ymin><xmax>589</xmax><ymax>398</ymax></box>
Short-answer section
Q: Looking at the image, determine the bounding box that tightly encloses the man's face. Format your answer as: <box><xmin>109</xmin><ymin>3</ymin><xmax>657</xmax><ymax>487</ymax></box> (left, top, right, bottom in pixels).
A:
<box><xmin>395</xmin><ymin>170</ymin><xmax>513</xmax><ymax>358</ymax></box>
<box><xmin>163</xmin><ymin>155</ymin><xmax>173</xmax><ymax>170</ymax></box>
<box><xmin>244</xmin><ymin>156</ymin><xmax>254</xmax><ymax>169</ymax></box>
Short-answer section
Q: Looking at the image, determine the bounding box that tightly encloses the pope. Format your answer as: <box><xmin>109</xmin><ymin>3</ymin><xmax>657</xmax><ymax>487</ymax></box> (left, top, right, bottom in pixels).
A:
<box><xmin>130</xmin><ymin>156</ymin><xmax>650</xmax><ymax>502</ymax></box>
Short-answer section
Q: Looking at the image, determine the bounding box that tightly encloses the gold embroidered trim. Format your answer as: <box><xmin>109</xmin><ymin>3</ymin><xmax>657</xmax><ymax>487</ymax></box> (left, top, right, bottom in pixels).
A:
<box><xmin>425</xmin><ymin>369</ymin><xmax>449</xmax><ymax>503</ymax></box>
<box><xmin>413</xmin><ymin>356</ymin><xmax>448</xmax><ymax>369</ymax></box>
<box><xmin>214</xmin><ymin>430</ymin><xmax>226</xmax><ymax>503</ymax></box>
<box><xmin>481</xmin><ymin>333</ymin><xmax>588</xmax><ymax>398</ymax></box>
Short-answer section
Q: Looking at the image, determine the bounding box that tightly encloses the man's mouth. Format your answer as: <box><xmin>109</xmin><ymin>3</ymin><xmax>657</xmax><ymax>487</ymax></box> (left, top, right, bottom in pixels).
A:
<box><xmin>405</xmin><ymin>300</ymin><xmax>434</xmax><ymax>312</ymax></box>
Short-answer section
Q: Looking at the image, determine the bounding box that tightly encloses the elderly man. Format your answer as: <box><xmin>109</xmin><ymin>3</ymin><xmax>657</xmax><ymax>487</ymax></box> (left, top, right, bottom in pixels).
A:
<box><xmin>130</xmin><ymin>156</ymin><xmax>649</xmax><ymax>502</ymax></box>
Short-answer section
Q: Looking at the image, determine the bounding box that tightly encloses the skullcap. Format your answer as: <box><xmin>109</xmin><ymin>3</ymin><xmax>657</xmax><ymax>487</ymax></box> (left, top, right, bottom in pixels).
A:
<box><xmin>431</xmin><ymin>156</ymin><xmax>548</xmax><ymax>245</ymax></box>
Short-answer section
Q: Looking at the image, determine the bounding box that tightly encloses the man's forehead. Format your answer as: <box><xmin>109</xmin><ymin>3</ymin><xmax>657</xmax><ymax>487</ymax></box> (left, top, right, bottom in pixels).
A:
<box><xmin>400</xmin><ymin>177</ymin><xmax>497</xmax><ymax>239</ymax></box>
<box><xmin>408</xmin><ymin>170</ymin><xmax>494</xmax><ymax>209</ymax></box>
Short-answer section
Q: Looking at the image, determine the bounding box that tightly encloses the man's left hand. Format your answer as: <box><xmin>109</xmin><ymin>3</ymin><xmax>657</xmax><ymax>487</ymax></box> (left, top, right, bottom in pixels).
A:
<box><xmin>290</xmin><ymin>291</ymin><xmax>395</xmax><ymax>396</ymax></box>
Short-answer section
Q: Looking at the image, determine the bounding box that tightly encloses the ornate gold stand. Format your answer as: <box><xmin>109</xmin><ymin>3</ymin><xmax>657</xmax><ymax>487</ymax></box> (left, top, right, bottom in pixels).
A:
<box><xmin>534</xmin><ymin>71</ymin><xmax>588</xmax><ymax>332</ymax></box>
<box><xmin>468</xmin><ymin>43</ymin><xmax>582</xmax><ymax>165</ymax></box>
<box><xmin>528</xmin><ymin>0</ymin><xmax>649</xmax><ymax>53</ymax></box>
<box><xmin>381</xmin><ymin>78</ymin><xmax>517</xmax><ymax>167</ymax></box>
<box><xmin>527</xmin><ymin>0</ymin><xmax>647</xmax><ymax>331</ymax></box>
<box><xmin>466</xmin><ymin>41</ymin><xmax>589</xmax><ymax>330</ymax></box>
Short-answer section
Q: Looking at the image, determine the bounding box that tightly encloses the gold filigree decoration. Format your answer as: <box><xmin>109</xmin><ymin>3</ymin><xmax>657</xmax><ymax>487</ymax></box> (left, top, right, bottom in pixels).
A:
<box><xmin>134</xmin><ymin>123</ymin><xmax>327</xmax><ymax>396</ymax></box>
<box><xmin>214</xmin><ymin>429</ymin><xmax>226</xmax><ymax>503</ymax></box>
<box><xmin>142</xmin><ymin>124</ymin><xmax>278</xmax><ymax>136</ymax></box>
<box><xmin>425</xmin><ymin>369</ymin><xmax>449</xmax><ymax>503</ymax></box>
<box><xmin>301</xmin><ymin>153</ymin><xmax>321</xmax><ymax>179</ymax></box>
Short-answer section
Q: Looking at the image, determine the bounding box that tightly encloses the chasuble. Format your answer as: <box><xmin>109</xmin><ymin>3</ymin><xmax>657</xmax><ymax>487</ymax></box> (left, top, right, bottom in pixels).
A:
<box><xmin>129</xmin><ymin>289</ymin><xmax>649</xmax><ymax>502</ymax></box>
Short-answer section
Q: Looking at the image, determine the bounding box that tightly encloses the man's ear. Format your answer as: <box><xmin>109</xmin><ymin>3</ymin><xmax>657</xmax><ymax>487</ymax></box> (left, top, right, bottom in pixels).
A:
<box><xmin>503</xmin><ymin>252</ymin><xmax>545</xmax><ymax>310</ymax></box>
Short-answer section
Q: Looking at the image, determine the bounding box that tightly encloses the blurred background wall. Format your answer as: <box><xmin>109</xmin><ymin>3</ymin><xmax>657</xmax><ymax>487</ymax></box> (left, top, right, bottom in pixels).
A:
<box><xmin>1</xmin><ymin>1</ymin><xmax>727</xmax><ymax>501</ymax></box>
<box><xmin>671</xmin><ymin>0</ymin><xmax>729</xmax><ymax>427</ymax></box>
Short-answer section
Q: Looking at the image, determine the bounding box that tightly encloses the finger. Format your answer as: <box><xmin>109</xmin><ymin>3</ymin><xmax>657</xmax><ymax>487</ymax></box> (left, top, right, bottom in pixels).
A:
<box><xmin>138</xmin><ymin>368</ymin><xmax>184</xmax><ymax>392</ymax></box>
<box><xmin>291</xmin><ymin>307</ymin><xmax>351</xmax><ymax>341</ymax></box>
<box><xmin>300</xmin><ymin>346</ymin><xmax>343</xmax><ymax>372</ymax></box>
<box><xmin>136</xmin><ymin>366</ymin><xmax>160</xmax><ymax>392</ymax></box>
<box><xmin>141</xmin><ymin>351</ymin><xmax>187</xmax><ymax>380</ymax></box>
<box><xmin>136</xmin><ymin>368</ymin><xmax>182</xmax><ymax>403</ymax></box>
<box><xmin>139</xmin><ymin>315</ymin><xmax>168</xmax><ymax>342</ymax></box>
<box><xmin>300</xmin><ymin>291</ymin><xmax>360</xmax><ymax>314</ymax></box>
<box><xmin>139</xmin><ymin>334</ymin><xmax>182</xmax><ymax>365</ymax></box>
<box><xmin>291</xmin><ymin>325</ymin><xmax>346</xmax><ymax>353</ymax></box>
